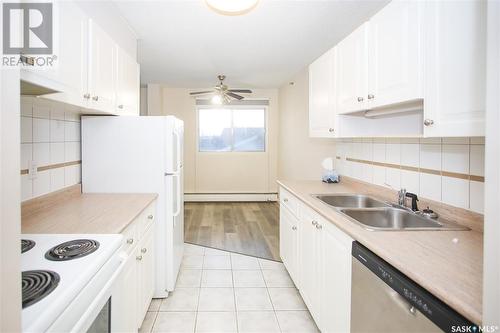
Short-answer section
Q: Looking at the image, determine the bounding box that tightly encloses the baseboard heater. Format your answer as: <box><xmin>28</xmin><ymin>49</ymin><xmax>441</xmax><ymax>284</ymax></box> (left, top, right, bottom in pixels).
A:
<box><xmin>184</xmin><ymin>193</ymin><xmax>278</xmax><ymax>202</ymax></box>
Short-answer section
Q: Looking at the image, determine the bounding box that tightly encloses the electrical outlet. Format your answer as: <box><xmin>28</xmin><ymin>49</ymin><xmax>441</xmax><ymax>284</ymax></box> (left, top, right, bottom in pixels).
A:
<box><xmin>28</xmin><ymin>160</ymin><xmax>38</xmax><ymax>180</ymax></box>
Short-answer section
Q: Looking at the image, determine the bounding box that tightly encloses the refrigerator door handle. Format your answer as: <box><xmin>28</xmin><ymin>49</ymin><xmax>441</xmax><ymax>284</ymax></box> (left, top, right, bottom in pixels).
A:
<box><xmin>173</xmin><ymin>129</ymin><xmax>181</xmax><ymax>173</ymax></box>
<box><xmin>173</xmin><ymin>173</ymin><xmax>181</xmax><ymax>217</ymax></box>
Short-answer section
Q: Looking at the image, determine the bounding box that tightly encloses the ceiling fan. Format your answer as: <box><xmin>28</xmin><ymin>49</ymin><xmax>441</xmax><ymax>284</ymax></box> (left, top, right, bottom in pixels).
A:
<box><xmin>189</xmin><ymin>75</ymin><xmax>253</xmax><ymax>104</ymax></box>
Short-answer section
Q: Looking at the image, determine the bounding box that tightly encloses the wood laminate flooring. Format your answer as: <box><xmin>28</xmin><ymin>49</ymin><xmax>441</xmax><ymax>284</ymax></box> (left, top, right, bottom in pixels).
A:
<box><xmin>184</xmin><ymin>202</ymin><xmax>280</xmax><ymax>261</ymax></box>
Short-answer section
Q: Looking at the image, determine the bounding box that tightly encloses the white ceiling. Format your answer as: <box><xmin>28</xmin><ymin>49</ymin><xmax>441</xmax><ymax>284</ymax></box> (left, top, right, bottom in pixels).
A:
<box><xmin>113</xmin><ymin>0</ymin><xmax>389</xmax><ymax>88</ymax></box>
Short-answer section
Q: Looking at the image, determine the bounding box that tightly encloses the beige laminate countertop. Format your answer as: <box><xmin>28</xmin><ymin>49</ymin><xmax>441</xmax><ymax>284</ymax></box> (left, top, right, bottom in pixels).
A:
<box><xmin>22</xmin><ymin>192</ymin><xmax>158</xmax><ymax>234</ymax></box>
<box><xmin>278</xmin><ymin>179</ymin><xmax>483</xmax><ymax>325</ymax></box>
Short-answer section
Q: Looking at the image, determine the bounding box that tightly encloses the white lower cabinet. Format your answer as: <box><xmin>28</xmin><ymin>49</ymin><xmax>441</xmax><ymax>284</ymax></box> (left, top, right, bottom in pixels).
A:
<box><xmin>112</xmin><ymin>200</ymin><xmax>156</xmax><ymax>333</ymax></box>
<box><xmin>279</xmin><ymin>188</ymin><xmax>353</xmax><ymax>333</ymax></box>
<box><xmin>279</xmin><ymin>204</ymin><xmax>299</xmax><ymax>286</ymax></box>
<box><xmin>136</xmin><ymin>224</ymin><xmax>155</xmax><ymax>328</ymax></box>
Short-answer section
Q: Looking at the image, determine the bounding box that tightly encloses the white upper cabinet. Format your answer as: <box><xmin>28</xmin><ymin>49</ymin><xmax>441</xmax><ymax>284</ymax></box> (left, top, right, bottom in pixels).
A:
<box><xmin>367</xmin><ymin>0</ymin><xmax>423</xmax><ymax>109</ymax></box>
<box><xmin>25</xmin><ymin>4</ymin><xmax>140</xmax><ymax>116</ymax></box>
<box><xmin>423</xmin><ymin>0</ymin><xmax>486</xmax><ymax>137</ymax></box>
<box><xmin>116</xmin><ymin>47</ymin><xmax>140</xmax><ymax>115</ymax></box>
<box><xmin>336</xmin><ymin>23</ymin><xmax>369</xmax><ymax>114</ymax></box>
<box><xmin>309</xmin><ymin>47</ymin><xmax>337</xmax><ymax>137</ymax></box>
<box><xmin>88</xmin><ymin>20</ymin><xmax>117</xmax><ymax>113</ymax></box>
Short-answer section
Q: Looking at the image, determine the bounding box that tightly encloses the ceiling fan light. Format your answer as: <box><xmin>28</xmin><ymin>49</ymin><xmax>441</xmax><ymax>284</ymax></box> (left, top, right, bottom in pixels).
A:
<box><xmin>211</xmin><ymin>94</ymin><xmax>223</xmax><ymax>105</ymax></box>
<box><xmin>205</xmin><ymin>0</ymin><xmax>259</xmax><ymax>16</ymax></box>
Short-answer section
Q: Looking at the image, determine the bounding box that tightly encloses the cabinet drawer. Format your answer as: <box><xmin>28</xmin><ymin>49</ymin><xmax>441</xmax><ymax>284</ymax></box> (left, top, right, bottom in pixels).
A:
<box><xmin>280</xmin><ymin>187</ymin><xmax>299</xmax><ymax>217</ymax></box>
<box><xmin>138</xmin><ymin>201</ymin><xmax>156</xmax><ymax>237</ymax></box>
<box><xmin>121</xmin><ymin>222</ymin><xmax>138</xmax><ymax>255</ymax></box>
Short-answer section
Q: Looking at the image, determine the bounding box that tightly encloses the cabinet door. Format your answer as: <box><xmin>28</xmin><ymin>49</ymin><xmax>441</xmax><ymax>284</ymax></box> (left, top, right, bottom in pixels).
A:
<box><xmin>279</xmin><ymin>205</ymin><xmax>298</xmax><ymax>284</ymax></box>
<box><xmin>309</xmin><ymin>47</ymin><xmax>336</xmax><ymax>137</ymax></box>
<box><xmin>336</xmin><ymin>23</ymin><xmax>368</xmax><ymax>114</ymax></box>
<box><xmin>320</xmin><ymin>223</ymin><xmax>353</xmax><ymax>333</ymax></box>
<box><xmin>116</xmin><ymin>47</ymin><xmax>140</xmax><ymax>115</ymax></box>
<box><xmin>32</xmin><ymin>2</ymin><xmax>89</xmax><ymax>107</ymax></box>
<box><xmin>112</xmin><ymin>254</ymin><xmax>137</xmax><ymax>333</ymax></box>
<box><xmin>299</xmin><ymin>208</ymin><xmax>320</xmax><ymax>319</ymax></box>
<box><xmin>423</xmin><ymin>0</ymin><xmax>486</xmax><ymax>137</ymax></box>
<box><xmin>368</xmin><ymin>1</ymin><xmax>423</xmax><ymax>109</ymax></box>
<box><xmin>88</xmin><ymin>20</ymin><xmax>116</xmax><ymax>113</ymax></box>
<box><xmin>137</xmin><ymin>225</ymin><xmax>155</xmax><ymax>328</ymax></box>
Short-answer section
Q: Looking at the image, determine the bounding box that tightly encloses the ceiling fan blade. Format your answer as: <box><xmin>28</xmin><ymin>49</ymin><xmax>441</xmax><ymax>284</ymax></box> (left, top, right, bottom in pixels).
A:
<box><xmin>227</xmin><ymin>92</ymin><xmax>244</xmax><ymax>100</ymax></box>
<box><xmin>229</xmin><ymin>89</ymin><xmax>252</xmax><ymax>93</ymax></box>
<box><xmin>189</xmin><ymin>90</ymin><xmax>214</xmax><ymax>95</ymax></box>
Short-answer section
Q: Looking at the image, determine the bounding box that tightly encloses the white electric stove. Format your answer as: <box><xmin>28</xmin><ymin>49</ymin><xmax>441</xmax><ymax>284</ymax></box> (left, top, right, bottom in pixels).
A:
<box><xmin>21</xmin><ymin>234</ymin><xmax>124</xmax><ymax>333</ymax></box>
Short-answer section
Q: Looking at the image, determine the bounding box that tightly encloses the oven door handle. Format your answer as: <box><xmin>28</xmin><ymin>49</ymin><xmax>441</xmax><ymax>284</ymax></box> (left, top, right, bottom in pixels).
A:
<box><xmin>69</xmin><ymin>253</ymin><xmax>127</xmax><ymax>333</ymax></box>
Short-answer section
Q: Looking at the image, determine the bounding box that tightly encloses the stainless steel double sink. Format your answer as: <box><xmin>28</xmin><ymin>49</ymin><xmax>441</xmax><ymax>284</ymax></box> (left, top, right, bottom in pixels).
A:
<box><xmin>314</xmin><ymin>194</ymin><xmax>469</xmax><ymax>231</ymax></box>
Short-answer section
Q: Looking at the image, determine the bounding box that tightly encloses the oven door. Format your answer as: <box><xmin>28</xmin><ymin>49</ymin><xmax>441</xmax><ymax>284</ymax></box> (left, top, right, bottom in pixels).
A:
<box><xmin>47</xmin><ymin>253</ymin><xmax>127</xmax><ymax>333</ymax></box>
<box><xmin>86</xmin><ymin>297</ymin><xmax>111</xmax><ymax>333</ymax></box>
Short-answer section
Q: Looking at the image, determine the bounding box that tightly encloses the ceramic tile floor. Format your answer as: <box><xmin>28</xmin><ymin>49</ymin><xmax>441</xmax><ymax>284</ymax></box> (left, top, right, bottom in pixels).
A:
<box><xmin>139</xmin><ymin>243</ymin><xmax>319</xmax><ymax>333</ymax></box>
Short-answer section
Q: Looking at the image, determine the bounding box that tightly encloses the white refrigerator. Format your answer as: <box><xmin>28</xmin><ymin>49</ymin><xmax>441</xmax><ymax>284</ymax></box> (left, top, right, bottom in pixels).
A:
<box><xmin>81</xmin><ymin>115</ymin><xmax>184</xmax><ymax>298</ymax></box>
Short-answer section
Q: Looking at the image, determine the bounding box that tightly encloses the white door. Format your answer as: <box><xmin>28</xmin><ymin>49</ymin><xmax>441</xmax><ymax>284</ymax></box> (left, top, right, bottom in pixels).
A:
<box><xmin>336</xmin><ymin>23</ymin><xmax>369</xmax><ymax>114</ymax></box>
<box><xmin>165</xmin><ymin>117</ymin><xmax>184</xmax><ymax>174</ymax></box>
<box><xmin>88</xmin><ymin>20</ymin><xmax>116</xmax><ymax>113</ymax></box>
<box><xmin>309</xmin><ymin>47</ymin><xmax>336</xmax><ymax>137</ymax></box>
<box><xmin>116</xmin><ymin>47</ymin><xmax>140</xmax><ymax>115</ymax></box>
<box><xmin>112</xmin><ymin>254</ymin><xmax>137</xmax><ymax>333</ymax></box>
<box><xmin>423</xmin><ymin>0</ymin><xmax>486</xmax><ymax>137</ymax></box>
<box><xmin>137</xmin><ymin>225</ymin><xmax>155</xmax><ymax>328</ymax></box>
<box><xmin>299</xmin><ymin>208</ymin><xmax>320</xmax><ymax>319</ymax></box>
<box><xmin>320</xmin><ymin>224</ymin><xmax>353</xmax><ymax>333</ymax></box>
<box><xmin>279</xmin><ymin>205</ymin><xmax>298</xmax><ymax>283</ymax></box>
<box><xmin>40</xmin><ymin>2</ymin><xmax>89</xmax><ymax>108</ymax></box>
<box><xmin>368</xmin><ymin>0</ymin><xmax>423</xmax><ymax>109</ymax></box>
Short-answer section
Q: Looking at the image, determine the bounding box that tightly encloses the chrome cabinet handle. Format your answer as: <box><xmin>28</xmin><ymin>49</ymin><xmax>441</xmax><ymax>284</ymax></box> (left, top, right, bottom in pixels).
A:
<box><xmin>292</xmin><ymin>226</ymin><xmax>297</xmax><ymax>231</ymax></box>
<box><xmin>136</xmin><ymin>255</ymin><xmax>143</xmax><ymax>261</ymax></box>
<box><xmin>283</xmin><ymin>198</ymin><xmax>288</xmax><ymax>203</ymax></box>
<box><xmin>315</xmin><ymin>224</ymin><xmax>323</xmax><ymax>230</ymax></box>
<box><xmin>92</xmin><ymin>96</ymin><xmax>99</xmax><ymax>101</ymax></box>
<box><xmin>83</xmin><ymin>93</ymin><xmax>91</xmax><ymax>99</ymax></box>
<box><xmin>311</xmin><ymin>220</ymin><xmax>318</xmax><ymax>226</ymax></box>
<box><xmin>357</xmin><ymin>97</ymin><xmax>364</xmax><ymax>102</ymax></box>
<box><xmin>368</xmin><ymin>94</ymin><xmax>375</xmax><ymax>100</ymax></box>
<box><xmin>127</xmin><ymin>238</ymin><xmax>134</xmax><ymax>244</ymax></box>
<box><xmin>328</xmin><ymin>128</ymin><xmax>334</xmax><ymax>133</ymax></box>
<box><xmin>424</xmin><ymin>119</ymin><xmax>434</xmax><ymax>126</ymax></box>
<box><xmin>141</xmin><ymin>248</ymin><xmax>147</xmax><ymax>253</ymax></box>
<box><xmin>118</xmin><ymin>104</ymin><xmax>124</xmax><ymax>109</ymax></box>
<box><xmin>148</xmin><ymin>214</ymin><xmax>154</xmax><ymax>220</ymax></box>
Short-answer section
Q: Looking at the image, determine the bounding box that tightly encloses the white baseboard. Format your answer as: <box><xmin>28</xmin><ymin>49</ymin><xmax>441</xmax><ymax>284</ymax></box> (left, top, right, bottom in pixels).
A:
<box><xmin>184</xmin><ymin>193</ymin><xmax>278</xmax><ymax>202</ymax></box>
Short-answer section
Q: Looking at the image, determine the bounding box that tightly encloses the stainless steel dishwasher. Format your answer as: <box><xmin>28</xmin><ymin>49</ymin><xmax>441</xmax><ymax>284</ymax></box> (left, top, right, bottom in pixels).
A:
<box><xmin>350</xmin><ymin>242</ymin><xmax>476</xmax><ymax>333</ymax></box>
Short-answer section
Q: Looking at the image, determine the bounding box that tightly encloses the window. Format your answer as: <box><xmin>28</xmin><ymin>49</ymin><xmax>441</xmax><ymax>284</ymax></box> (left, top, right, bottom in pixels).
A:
<box><xmin>198</xmin><ymin>108</ymin><xmax>266</xmax><ymax>152</ymax></box>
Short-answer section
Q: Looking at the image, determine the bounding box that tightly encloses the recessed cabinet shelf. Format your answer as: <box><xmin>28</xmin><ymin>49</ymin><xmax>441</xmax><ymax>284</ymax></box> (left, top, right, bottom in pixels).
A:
<box><xmin>308</xmin><ymin>0</ymin><xmax>486</xmax><ymax>138</ymax></box>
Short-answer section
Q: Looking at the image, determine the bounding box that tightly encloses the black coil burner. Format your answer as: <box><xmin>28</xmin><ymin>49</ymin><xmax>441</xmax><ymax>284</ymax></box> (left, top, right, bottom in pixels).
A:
<box><xmin>22</xmin><ymin>270</ymin><xmax>60</xmax><ymax>308</ymax></box>
<box><xmin>45</xmin><ymin>239</ymin><xmax>100</xmax><ymax>261</ymax></box>
<box><xmin>21</xmin><ymin>239</ymin><xmax>36</xmax><ymax>253</ymax></box>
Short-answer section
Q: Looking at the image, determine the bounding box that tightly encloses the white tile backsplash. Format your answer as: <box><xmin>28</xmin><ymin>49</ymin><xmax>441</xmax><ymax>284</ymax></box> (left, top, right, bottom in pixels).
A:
<box><xmin>20</xmin><ymin>97</ymin><xmax>82</xmax><ymax>201</ymax></box>
<box><xmin>442</xmin><ymin>145</ymin><xmax>469</xmax><ymax>174</ymax></box>
<box><xmin>441</xmin><ymin>177</ymin><xmax>469</xmax><ymax>209</ymax></box>
<box><xmin>337</xmin><ymin>137</ymin><xmax>484</xmax><ymax>213</ymax></box>
<box><xmin>33</xmin><ymin>118</ymin><xmax>50</xmax><ymax>143</ymax></box>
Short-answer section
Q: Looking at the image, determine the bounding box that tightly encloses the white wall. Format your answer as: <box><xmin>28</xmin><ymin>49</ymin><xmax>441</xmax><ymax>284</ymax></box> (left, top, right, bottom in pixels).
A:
<box><xmin>278</xmin><ymin>68</ymin><xmax>337</xmax><ymax>180</ymax></box>
<box><xmin>0</xmin><ymin>69</ymin><xmax>21</xmax><ymax>333</ymax></box>
<box><xmin>483</xmin><ymin>0</ymin><xmax>500</xmax><ymax>326</ymax></box>
<box><xmin>147</xmin><ymin>85</ymin><xmax>279</xmax><ymax>194</ymax></box>
<box><xmin>20</xmin><ymin>97</ymin><xmax>82</xmax><ymax>202</ymax></box>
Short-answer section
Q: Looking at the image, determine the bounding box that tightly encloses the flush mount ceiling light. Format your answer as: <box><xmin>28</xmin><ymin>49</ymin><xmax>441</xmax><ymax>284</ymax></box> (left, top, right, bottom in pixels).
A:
<box><xmin>205</xmin><ymin>0</ymin><xmax>259</xmax><ymax>16</ymax></box>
